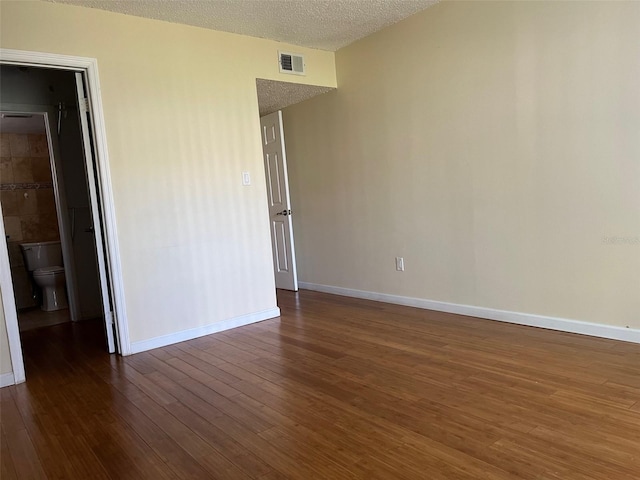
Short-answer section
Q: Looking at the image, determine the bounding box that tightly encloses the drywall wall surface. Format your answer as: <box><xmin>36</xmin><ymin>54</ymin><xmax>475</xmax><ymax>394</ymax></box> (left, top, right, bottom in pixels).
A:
<box><xmin>0</xmin><ymin>0</ymin><xmax>336</xmax><ymax>344</ymax></box>
<box><xmin>283</xmin><ymin>0</ymin><xmax>640</xmax><ymax>330</ymax></box>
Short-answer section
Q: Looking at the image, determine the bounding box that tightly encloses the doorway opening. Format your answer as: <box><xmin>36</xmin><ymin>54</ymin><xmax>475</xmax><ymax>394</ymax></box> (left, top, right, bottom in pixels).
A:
<box><xmin>259</xmin><ymin>110</ymin><xmax>299</xmax><ymax>292</ymax></box>
<box><xmin>0</xmin><ymin>50</ymin><xmax>129</xmax><ymax>385</ymax></box>
<box><xmin>255</xmin><ymin>78</ymin><xmax>335</xmax><ymax>295</ymax></box>
<box><xmin>1</xmin><ymin>111</ymin><xmax>77</xmax><ymax>333</ymax></box>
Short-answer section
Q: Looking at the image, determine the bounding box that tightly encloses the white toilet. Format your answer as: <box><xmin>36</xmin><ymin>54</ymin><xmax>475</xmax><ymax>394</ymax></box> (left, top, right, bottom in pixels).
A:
<box><xmin>20</xmin><ymin>241</ymin><xmax>68</xmax><ymax>312</ymax></box>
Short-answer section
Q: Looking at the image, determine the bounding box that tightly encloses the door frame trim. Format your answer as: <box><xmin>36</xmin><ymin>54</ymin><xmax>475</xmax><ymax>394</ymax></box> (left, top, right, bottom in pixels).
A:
<box><xmin>0</xmin><ymin>49</ymin><xmax>131</xmax><ymax>383</ymax></box>
<box><xmin>0</xmin><ymin>202</ymin><xmax>25</xmax><ymax>384</ymax></box>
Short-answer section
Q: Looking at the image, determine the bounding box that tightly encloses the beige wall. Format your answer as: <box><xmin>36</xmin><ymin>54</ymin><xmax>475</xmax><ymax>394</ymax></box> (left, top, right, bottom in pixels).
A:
<box><xmin>0</xmin><ymin>289</ymin><xmax>13</xmax><ymax>376</ymax></box>
<box><xmin>0</xmin><ymin>1</ymin><xmax>336</xmax><ymax>345</ymax></box>
<box><xmin>284</xmin><ymin>1</ymin><xmax>640</xmax><ymax>329</ymax></box>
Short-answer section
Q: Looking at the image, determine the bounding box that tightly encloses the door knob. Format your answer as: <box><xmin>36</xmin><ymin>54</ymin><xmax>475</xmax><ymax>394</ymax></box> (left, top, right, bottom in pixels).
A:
<box><xmin>275</xmin><ymin>209</ymin><xmax>292</xmax><ymax>216</ymax></box>
<box><xmin>85</xmin><ymin>227</ymin><xmax>95</xmax><ymax>233</ymax></box>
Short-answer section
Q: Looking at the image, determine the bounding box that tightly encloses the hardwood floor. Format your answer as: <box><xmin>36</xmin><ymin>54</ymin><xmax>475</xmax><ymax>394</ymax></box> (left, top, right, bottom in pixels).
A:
<box><xmin>1</xmin><ymin>290</ymin><xmax>639</xmax><ymax>479</ymax></box>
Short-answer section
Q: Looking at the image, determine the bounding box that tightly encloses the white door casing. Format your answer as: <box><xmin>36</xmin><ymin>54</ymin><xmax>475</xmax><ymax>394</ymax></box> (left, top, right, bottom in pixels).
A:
<box><xmin>0</xmin><ymin>201</ymin><xmax>25</xmax><ymax>384</ymax></box>
<box><xmin>74</xmin><ymin>72</ymin><xmax>117</xmax><ymax>353</ymax></box>
<box><xmin>260</xmin><ymin>111</ymin><xmax>298</xmax><ymax>291</ymax></box>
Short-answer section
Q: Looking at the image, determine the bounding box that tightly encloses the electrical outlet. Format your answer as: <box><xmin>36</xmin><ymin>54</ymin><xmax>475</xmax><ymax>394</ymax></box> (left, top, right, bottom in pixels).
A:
<box><xmin>395</xmin><ymin>257</ymin><xmax>405</xmax><ymax>271</ymax></box>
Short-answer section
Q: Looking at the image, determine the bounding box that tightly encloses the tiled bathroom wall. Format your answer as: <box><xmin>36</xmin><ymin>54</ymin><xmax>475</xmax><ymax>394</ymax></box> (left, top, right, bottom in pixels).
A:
<box><xmin>1</xmin><ymin>133</ymin><xmax>60</xmax><ymax>309</ymax></box>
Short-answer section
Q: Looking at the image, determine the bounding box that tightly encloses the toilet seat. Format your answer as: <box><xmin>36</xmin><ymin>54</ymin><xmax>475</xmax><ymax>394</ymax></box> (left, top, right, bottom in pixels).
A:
<box><xmin>34</xmin><ymin>266</ymin><xmax>65</xmax><ymax>276</ymax></box>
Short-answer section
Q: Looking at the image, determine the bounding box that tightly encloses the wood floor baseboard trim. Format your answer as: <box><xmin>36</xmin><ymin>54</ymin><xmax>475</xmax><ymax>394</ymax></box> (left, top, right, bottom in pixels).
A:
<box><xmin>299</xmin><ymin>282</ymin><xmax>640</xmax><ymax>344</ymax></box>
<box><xmin>0</xmin><ymin>372</ymin><xmax>15</xmax><ymax>388</ymax></box>
<box><xmin>129</xmin><ymin>307</ymin><xmax>281</xmax><ymax>355</ymax></box>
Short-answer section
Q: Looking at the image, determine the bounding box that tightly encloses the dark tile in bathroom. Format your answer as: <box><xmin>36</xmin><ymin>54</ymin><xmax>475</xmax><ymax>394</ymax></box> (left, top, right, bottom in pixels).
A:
<box><xmin>17</xmin><ymin>189</ymin><xmax>38</xmax><ymax>215</ymax></box>
<box><xmin>31</xmin><ymin>157</ymin><xmax>52</xmax><ymax>182</ymax></box>
<box><xmin>22</xmin><ymin>213</ymin><xmax>61</xmax><ymax>243</ymax></box>
<box><xmin>11</xmin><ymin>265</ymin><xmax>36</xmax><ymax>310</ymax></box>
<box><xmin>9</xmin><ymin>134</ymin><xmax>30</xmax><ymax>156</ymax></box>
<box><xmin>0</xmin><ymin>190</ymin><xmax>19</xmax><ymax>215</ymax></box>
<box><xmin>40</xmin><ymin>214</ymin><xmax>61</xmax><ymax>241</ymax></box>
<box><xmin>0</xmin><ymin>134</ymin><xmax>11</xmax><ymax>157</ymax></box>
<box><xmin>11</xmin><ymin>156</ymin><xmax>33</xmax><ymax>182</ymax></box>
<box><xmin>3</xmin><ymin>215</ymin><xmax>23</xmax><ymax>242</ymax></box>
<box><xmin>20</xmin><ymin>214</ymin><xmax>40</xmax><ymax>242</ymax></box>
<box><xmin>0</xmin><ymin>156</ymin><xmax>13</xmax><ymax>184</ymax></box>
<box><xmin>7</xmin><ymin>241</ymin><xmax>25</xmax><ymax>267</ymax></box>
<box><xmin>36</xmin><ymin>189</ymin><xmax>58</xmax><ymax>214</ymax></box>
<box><xmin>28</xmin><ymin>134</ymin><xmax>49</xmax><ymax>157</ymax></box>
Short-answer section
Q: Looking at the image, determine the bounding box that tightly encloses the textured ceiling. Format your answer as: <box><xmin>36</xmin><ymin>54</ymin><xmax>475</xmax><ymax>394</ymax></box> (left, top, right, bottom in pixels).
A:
<box><xmin>48</xmin><ymin>0</ymin><xmax>439</xmax><ymax>51</ymax></box>
<box><xmin>256</xmin><ymin>79</ymin><xmax>334</xmax><ymax>116</ymax></box>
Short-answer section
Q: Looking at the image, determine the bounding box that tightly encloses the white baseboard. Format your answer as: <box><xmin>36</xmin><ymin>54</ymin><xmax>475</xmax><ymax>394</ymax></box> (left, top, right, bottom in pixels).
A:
<box><xmin>129</xmin><ymin>307</ymin><xmax>281</xmax><ymax>355</ymax></box>
<box><xmin>0</xmin><ymin>372</ymin><xmax>15</xmax><ymax>388</ymax></box>
<box><xmin>299</xmin><ymin>282</ymin><xmax>640</xmax><ymax>344</ymax></box>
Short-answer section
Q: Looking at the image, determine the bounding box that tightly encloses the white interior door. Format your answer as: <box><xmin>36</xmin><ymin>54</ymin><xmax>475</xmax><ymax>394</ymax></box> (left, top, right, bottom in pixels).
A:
<box><xmin>260</xmin><ymin>111</ymin><xmax>298</xmax><ymax>291</ymax></box>
<box><xmin>75</xmin><ymin>72</ymin><xmax>117</xmax><ymax>353</ymax></box>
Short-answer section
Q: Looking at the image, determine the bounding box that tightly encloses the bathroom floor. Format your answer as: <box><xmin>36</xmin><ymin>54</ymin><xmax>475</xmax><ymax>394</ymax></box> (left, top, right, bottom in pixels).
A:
<box><xmin>18</xmin><ymin>307</ymin><xmax>70</xmax><ymax>332</ymax></box>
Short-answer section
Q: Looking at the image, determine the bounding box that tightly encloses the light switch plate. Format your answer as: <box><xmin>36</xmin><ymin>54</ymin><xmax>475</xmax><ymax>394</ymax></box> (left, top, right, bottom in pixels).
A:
<box><xmin>242</xmin><ymin>171</ymin><xmax>251</xmax><ymax>186</ymax></box>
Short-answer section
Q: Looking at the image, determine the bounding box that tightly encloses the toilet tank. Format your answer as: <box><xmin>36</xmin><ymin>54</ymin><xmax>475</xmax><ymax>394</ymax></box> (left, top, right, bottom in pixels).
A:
<box><xmin>20</xmin><ymin>241</ymin><xmax>63</xmax><ymax>272</ymax></box>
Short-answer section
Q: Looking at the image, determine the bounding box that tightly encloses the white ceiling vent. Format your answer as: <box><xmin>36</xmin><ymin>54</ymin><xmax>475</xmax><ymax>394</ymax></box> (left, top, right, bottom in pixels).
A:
<box><xmin>279</xmin><ymin>51</ymin><xmax>305</xmax><ymax>76</ymax></box>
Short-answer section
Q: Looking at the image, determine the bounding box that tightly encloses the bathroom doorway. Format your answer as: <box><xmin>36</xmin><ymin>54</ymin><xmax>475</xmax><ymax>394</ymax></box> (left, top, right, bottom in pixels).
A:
<box><xmin>0</xmin><ymin>112</ymin><xmax>74</xmax><ymax>332</ymax></box>
<box><xmin>0</xmin><ymin>68</ymin><xmax>111</xmax><ymax>352</ymax></box>
<box><xmin>0</xmin><ymin>50</ymin><xmax>128</xmax><ymax>385</ymax></box>
<box><xmin>255</xmin><ymin>79</ymin><xmax>335</xmax><ymax>297</ymax></box>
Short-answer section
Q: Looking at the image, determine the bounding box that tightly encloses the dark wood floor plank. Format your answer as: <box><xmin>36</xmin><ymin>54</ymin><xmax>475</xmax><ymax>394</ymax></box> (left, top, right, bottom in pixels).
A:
<box><xmin>8</xmin><ymin>389</ymin><xmax>82</xmax><ymax>479</ymax></box>
<box><xmin>0</xmin><ymin>425</ymin><xmax>19</xmax><ymax>480</ymax></box>
<box><xmin>1</xmin><ymin>290</ymin><xmax>639</xmax><ymax>479</ymax></box>
<box><xmin>164</xmin><ymin>356</ymin><xmax>243</xmax><ymax>398</ymax></box>
<box><xmin>136</xmin><ymin>354</ymin><xmax>275</xmax><ymax>434</ymax></box>
<box><xmin>0</xmin><ymin>415</ymin><xmax>47</xmax><ymax>480</ymax></box>
<box><xmin>91</xmin><ymin>367</ymin><xmax>236</xmax><ymax>479</ymax></box>
<box><xmin>111</xmin><ymin>373</ymin><xmax>252</xmax><ymax>479</ymax></box>
<box><xmin>168</xmin><ymin>402</ymin><xmax>275</xmax><ymax>478</ymax></box>
<box><xmin>99</xmin><ymin>385</ymin><xmax>216</xmax><ymax>479</ymax></box>
<box><xmin>233</xmin><ymin>357</ymin><xmax>521</xmax><ymax>478</ymax></box>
